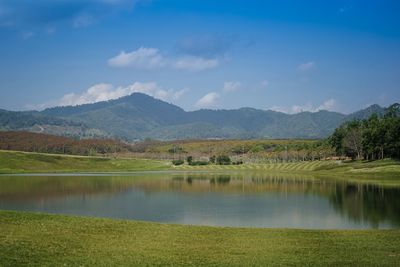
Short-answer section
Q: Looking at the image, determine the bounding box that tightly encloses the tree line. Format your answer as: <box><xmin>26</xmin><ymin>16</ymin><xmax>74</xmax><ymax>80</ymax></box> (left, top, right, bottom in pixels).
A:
<box><xmin>329</xmin><ymin>103</ymin><xmax>400</xmax><ymax>160</ymax></box>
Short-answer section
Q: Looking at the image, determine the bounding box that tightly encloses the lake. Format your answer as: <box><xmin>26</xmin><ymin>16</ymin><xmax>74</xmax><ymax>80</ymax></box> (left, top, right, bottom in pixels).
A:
<box><xmin>0</xmin><ymin>172</ymin><xmax>399</xmax><ymax>229</ymax></box>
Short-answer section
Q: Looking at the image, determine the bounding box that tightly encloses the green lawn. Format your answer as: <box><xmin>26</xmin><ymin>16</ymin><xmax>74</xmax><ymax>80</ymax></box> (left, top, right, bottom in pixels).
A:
<box><xmin>0</xmin><ymin>150</ymin><xmax>170</xmax><ymax>173</ymax></box>
<box><xmin>0</xmin><ymin>210</ymin><xmax>399</xmax><ymax>266</ymax></box>
<box><xmin>175</xmin><ymin>158</ymin><xmax>400</xmax><ymax>174</ymax></box>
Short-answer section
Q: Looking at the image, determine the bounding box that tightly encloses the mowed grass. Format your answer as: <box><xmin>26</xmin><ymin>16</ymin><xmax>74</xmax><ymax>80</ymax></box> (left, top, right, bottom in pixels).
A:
<box><xmin>175</xmin><ymin>158</ymin><xmax>400</xmax><ymax>173</ymax></box>
<box><xmin>1</xmin><ymin>210</ymin><xmax>399</xmax><ymax>267</ymax></box>
<box><xmin>174</xmin><ymin>159</ymin><xmax>400</xmax><ymax>186</ymax></box>
<box><xmin>176</xmin><ymin>160</ymin><xmax>335</xmax><ymax>171</ymax></box>
<box><xmin>0</xmin><ymin>150</ymin><xmax>170</xmax><ymax>173</ymax></box>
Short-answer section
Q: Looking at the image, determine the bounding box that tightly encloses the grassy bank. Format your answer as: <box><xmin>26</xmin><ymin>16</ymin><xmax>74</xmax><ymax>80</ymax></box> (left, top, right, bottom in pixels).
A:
<box><xmin>175</xmin><ymin>158</ymin><xmax>400</xmax><ymax>175</ymax></box>
<box><xmin>0</xmin><ymin>210</ymin><xmax>399</xmax><ymax>266</ymax></box>
<box><xmin>174</xmin><ymin>159</ymin><xmax>400</xmax><ymax>186</ymax></box>
<box><xmin>0</xmin><ymin>150</ymin><xmax>169</xmax><ymax>173</ymax></box>
<box><xmin>1</xmin><ymin>150</ymin><xmax>400</xmax><ymax>178</ymax></box>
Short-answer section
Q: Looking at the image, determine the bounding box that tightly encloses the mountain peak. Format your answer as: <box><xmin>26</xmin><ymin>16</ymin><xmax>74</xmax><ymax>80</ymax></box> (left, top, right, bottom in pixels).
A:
<box><xmin>348</xmin><ymin>104</ymin><xmax>384</xmax><ymax>120</ymax></box>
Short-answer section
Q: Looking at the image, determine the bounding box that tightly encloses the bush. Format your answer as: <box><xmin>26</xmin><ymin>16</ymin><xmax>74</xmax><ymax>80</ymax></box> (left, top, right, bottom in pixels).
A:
<box><xmin>189</xmin><ymin>161</ymin><xmax>209</xmax><ymax>166</ymax></box>
<box><xmin>186</xmin><ymin>156</ymin><xmax>193</xmax><ymax>164</ymax></box>
<box><xmin>172</xmin><ymin>159</ymin><xmax>184</xmax><ymax>165</ymax></box>
<box><xmin>216</xmin><ymin>155</ymin><xmax>231</xmax><ymax>165</ymax></box>
<box><xmin>209</xmin><ymin>155</ymin><xmax>216</xmax><ymax>164</ymax></box>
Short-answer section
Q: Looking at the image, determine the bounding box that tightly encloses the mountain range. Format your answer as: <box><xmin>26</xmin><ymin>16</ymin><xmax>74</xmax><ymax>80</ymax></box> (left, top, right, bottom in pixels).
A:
<box><xmin>0</xmin><ymin>93</ymin><xmax>387</xmax><ymax>141</ymax></box>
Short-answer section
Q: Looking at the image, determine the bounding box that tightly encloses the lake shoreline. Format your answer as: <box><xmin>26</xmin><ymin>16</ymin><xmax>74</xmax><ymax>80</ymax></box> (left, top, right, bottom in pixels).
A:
<box><xmin>2</xmin><ymin>150</ymin><xmax>400</xmax><ymax>187</ymax></box>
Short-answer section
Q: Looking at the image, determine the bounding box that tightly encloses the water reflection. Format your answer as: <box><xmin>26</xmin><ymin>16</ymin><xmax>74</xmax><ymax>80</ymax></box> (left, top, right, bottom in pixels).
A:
<box><xmin>330</xmin><ymin>184</ymin><xmax>400</xmax><ymax>228</ymax></box>
<box><xmin>0</xmin><ymin>173</ymin><xmax>399</xmax><ymax>229</ymax></box>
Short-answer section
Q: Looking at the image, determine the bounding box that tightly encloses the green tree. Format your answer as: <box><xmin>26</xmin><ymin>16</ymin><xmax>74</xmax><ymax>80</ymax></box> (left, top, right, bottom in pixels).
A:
<box><xmin>216</xmin><ymin>155</ymin><xmax>231</xmax><ymax>165</ymax></box>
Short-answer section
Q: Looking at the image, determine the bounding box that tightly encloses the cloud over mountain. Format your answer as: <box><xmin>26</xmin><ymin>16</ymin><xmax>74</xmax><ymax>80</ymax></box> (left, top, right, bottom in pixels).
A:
<box><xmin>55</xmin><ymin>82</ymin><xmax>186</xmax><ymax>107</ymax></box>
<box><xmin>195</xmin><ymin>92</ymin><xmax>220</xmax><ymax>108</ymax></box>
<box><xmin>108</xmin><ymin>47</ymin><xmax>219</xmax><ymax>71</ymax></box>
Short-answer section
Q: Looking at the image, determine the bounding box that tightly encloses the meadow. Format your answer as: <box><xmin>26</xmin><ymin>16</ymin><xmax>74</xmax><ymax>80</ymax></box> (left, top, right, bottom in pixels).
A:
<box><xmin>2</xmin><ymin>150</ymin><xmax>400</xmax><ymax>182</ymax></box>
<box><xmin>1</xmin><ymin>210</ymin><xmax>399</xmax><ymax>266</ymax></box>
<box><xmin>0</xmin><ymin>150</ymin><xmax>169</xmax><ymax>174</ymax></box>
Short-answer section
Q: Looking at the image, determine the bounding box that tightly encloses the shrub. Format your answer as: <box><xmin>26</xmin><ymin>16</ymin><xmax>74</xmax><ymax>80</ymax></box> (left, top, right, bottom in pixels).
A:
<box><xmin>209</xmin><ymin>155</ymin><xmax>216</xmax><ymax>164</ymax></box>
<box><xmin>172</xmin><ymin>159</ymin><xmax>184</xmax><ymax>165</ymax></box>
<box><xmin>189</xmin><ymin>161</ymin><xmax>209</xmax><ymax>166</ymax></box>
<box><xmin>216</xmin><ymin>155</ymin><xmax>231</xmax><ymax>165</ymax></box>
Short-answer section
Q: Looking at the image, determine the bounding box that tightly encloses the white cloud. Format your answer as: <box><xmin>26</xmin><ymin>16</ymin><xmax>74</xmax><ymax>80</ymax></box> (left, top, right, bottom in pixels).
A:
<box><xmin>21</xmin><ymin>31</ymin><xmax>34</xmax><ymax>39</ymax></box>
<box><xmin>260</xmin><ymin>80</ymin><xmax>269</xmax><ymax>87</ymax></box>
<box><xmin>174</xmin><ymin>56</ymin><xmax>219</xmax><ymax>71</ymax></box>
<box><xmin>298</xmin><ymin>61</ymin><xmax>315</xmax><ymax>71</ymax></box>
<box><xmin>195</xmin><ymin>92</ymin><xmax>220</xmax><ymax>109</ymax></box>
<box><xmin>108</xmin><ymin>47</ymin><xmax>165</xmax><ymax>69</ymax></box>
<box><xmin>108</xmin><ymin>47</ymin><xmax>219</xmax><ymax>71</ymax></box>
<box><xmin>47</xmin><ymin>82</ymin><xmax>187</xmax><ymax>108</ymax></box>
<box><xmin>45</xmin><ymin>27</ymin><xmax>56</xmax><ymax>34</ymax></box>
<box><xmin>0</xmin><ymin>0</ymin><xmax>142</xmax><ymax>30</ymax></box>
<box><xmin>73</xmin><ymin>14</ymin><xmax>95</xmax><ymax>28</ymax></box>
<box><xmin>269</xmin><ymin>99</ymin><xmax>337</xmax><ymax>114</ymax></box>
<box><xmin>317</xmin><ymin>99</ymin><xmax>336</xmax><ymax>111</ymax></box>
<box><xmin>223</xmin><ymin>81</ymin><xmax>241</xmax><ymax>93</ymax></box>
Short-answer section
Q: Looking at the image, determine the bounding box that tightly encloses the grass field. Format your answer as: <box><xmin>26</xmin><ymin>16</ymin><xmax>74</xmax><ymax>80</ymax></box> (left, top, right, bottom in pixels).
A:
<box><xmin>1</xmin><ymin>150</ymin><xmax>400</xmax><ymax>178</ymax></box>
<box><xmin>0</xmin><ymin>210</ymin><xmax>399</xmax><ymax>266</ymax></box>
<box><xmin>0</xmin><ymin>150</ymin><xmax>170</xmax><ymax>173</ymax></box>
<box><xmin>175</xmin><ymin>158</ymin><xmax>400</xmax><ymax>175</ymax></box>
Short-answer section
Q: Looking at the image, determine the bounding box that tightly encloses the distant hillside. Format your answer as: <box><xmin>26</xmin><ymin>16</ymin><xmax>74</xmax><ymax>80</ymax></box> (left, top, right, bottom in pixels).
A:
<box><xmin>346</xmin><ymin>104</ymin><xmax>386</xmax><ymax>120</ymax></box>
<box><xmin>0</xmin><ymin>109</ymin><xmax>108</xmax><ymax>139</ymax></box>
<box><xmin>0</xmin><ymin>93</ymin><xmax>390</xmax><ymax>140</ymax></box>
<box><xmin>0</xmin><ymin>131</ymin><xmax>133</xmax><ymax>155</ymax></box>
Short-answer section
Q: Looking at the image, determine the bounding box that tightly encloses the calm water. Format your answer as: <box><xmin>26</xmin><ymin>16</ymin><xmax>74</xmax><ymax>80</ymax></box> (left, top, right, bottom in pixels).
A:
<box><xmin>0</xmin><ymin>172</ymin><xmax>399</xmax><ymax>229</ymax></box>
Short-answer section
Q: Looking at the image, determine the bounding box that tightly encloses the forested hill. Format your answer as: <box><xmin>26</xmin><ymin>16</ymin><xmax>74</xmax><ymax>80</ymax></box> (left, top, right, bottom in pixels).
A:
<box><xmin>0</xmin><ymin>93</ymin><xmax>389</xmax><ymax>140</ymax></box>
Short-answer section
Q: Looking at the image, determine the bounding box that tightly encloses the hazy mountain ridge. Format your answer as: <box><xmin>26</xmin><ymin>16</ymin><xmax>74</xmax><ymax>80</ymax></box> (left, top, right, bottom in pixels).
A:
<box><xmin>0</xmin><ymin>93</ymin><xmax>388</xmax><ymax>140</ymax></box>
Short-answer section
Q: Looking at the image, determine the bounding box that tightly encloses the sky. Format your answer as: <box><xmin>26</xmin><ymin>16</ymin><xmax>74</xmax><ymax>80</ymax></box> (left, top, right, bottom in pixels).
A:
<box><xmin>0</xmin><ymin>0</ymin><xmax>399</xmax><ymax>114</ymax></box>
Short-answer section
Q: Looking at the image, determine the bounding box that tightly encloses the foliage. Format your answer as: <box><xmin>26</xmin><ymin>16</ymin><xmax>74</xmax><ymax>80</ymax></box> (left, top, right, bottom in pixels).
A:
<box><xmin>0</xmin><ymin>131</ymin><xmax>133</xmax><ymax>156</ymax></box>
<box><xmin>329</xmin><ymin>103</ymin><xmax>400</xmax><ymax>159</ymax></box>
<box><xmin>189</xmin><ymin>160</ymin><xmax>209</xmax><ymax>166</ymax></box>
<box><xmin>185</xmin><ymin>155</ymin><xmax>209</xmax><ymax>165</ymax></box>
<box><xmin>145</xmin><ymin>139</ymin><xmax>333</xmax><ymax>162</ymax></box>
<box><xmin>216</xmin><ymin>155</ymin><xmax>231</xmax><ymax>165</ymax></box>
<box><xmin>172</xmin><ymin>159</ymin><xmax>184</xmax><ymax>166</ymax></box>
<box><xmin>209</xmin><ymin>155</ymin><xmax>216</xmax><ymax>163</ymax></box>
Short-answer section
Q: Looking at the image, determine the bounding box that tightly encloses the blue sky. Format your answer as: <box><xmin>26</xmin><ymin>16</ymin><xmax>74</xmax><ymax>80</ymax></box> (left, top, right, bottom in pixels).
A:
<box><xmin>0</xmin><ymin>0</ymin><xmax>399</xmax><ymax>113</ymax></box>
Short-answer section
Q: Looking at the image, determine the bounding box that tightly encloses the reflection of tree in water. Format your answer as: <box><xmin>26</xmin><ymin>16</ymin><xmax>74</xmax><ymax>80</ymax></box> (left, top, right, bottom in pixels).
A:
<box><xmin>210</xmin><ymin>176</ymin><xmax>231</xmax><ymax>185</ymax></box>
<box><xmin>0</xmin><ymin>176</ymin><xmax>139</xmax><ymax>202</ymax></box>
<box><xmin>329</xmin><ymin>184</ymin><xmax>400</xmax><ymax>228</ymax></box>
<box><xmin>172</xmin><ymin>175</ymin><xmax>231</xmax><ymax>185</ymax></box>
